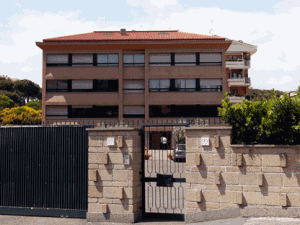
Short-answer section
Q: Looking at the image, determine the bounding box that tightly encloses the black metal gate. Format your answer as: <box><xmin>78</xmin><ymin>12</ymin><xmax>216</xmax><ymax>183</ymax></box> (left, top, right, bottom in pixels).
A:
<box><xmin>0</xmin><ymin>125</ymin><xmax>92</xmax><ymax>218</ymax></box>
<box><xmin>141</xmin><ymin>122</ymin><xmax>189</xmax><ymax>221</ymax></box>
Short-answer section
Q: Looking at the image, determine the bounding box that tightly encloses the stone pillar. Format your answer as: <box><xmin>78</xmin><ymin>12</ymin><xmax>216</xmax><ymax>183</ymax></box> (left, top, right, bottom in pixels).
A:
<box><xmin>185</xmin><ymin>126</ymin><xmax>236</xmax><ymax>223</ymax></box>
<box><xmin>87</xmin><ymin>127</ymin><xmax>142</xmax><ymax>223</ymax></box>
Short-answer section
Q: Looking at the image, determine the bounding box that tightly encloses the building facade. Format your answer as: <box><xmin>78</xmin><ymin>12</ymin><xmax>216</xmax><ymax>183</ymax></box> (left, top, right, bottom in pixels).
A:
<box><xmin>36</xmin><ymin>30</ymin><xmax>256</xmax><ymax>123</ymax></box>
<box><xmin>225</xmin><ymin>40</ymin><xmax>257</xmax><ymax>103</ymax></box>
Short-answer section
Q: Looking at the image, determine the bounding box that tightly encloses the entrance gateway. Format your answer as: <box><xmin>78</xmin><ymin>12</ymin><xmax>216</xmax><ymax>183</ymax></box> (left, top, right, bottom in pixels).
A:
<box><xmin>141</xmin><ymin>122</ymin><xmax>189</xmax><ymax>221</ymax></box>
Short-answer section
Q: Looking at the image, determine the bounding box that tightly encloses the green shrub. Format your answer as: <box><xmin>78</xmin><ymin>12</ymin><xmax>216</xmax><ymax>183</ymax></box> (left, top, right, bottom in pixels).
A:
<box><xmin>26</xmin><ymin>100</ymin><xmax>41</xmax><ymax>111</ymax></box>
<box><xmin>0</xmin><ymin>95</ymin><xmax>15</xmax><ymax>110</ymax></box>
<box><xmin>218</xmin><ymin>91</ymin><xmax>300</xmax><ymax>144</ymax></box>
<box><xmin>0</xmin><ymin>106</ymin><xmax>41</xmax><ymax>125</ymax></box>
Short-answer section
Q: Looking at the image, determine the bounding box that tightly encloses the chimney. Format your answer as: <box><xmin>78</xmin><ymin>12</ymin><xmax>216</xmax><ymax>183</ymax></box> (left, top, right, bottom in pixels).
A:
<box><xmin>120</xmin><ymin>28</ymin><xmax>126</xmax><ymax>34</ymax></box>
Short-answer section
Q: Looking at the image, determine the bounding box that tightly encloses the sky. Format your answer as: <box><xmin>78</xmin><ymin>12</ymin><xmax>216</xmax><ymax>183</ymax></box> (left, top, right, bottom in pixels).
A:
<box><xmin>1</xmin><ymin>0</ymin><xmax>300</xmax><ymax>92</ymax></box>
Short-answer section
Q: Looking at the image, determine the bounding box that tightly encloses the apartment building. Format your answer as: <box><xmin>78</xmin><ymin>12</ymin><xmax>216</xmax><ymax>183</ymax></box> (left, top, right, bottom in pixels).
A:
<box><xmin>36</xmin><ymin>29</ymin><xmax>256</xmax><ymax>123</ymax></box>
<box><xmin>226</xmin><ymin>40</ymin><xmax>257</xmax><ymax>103</ymax></box>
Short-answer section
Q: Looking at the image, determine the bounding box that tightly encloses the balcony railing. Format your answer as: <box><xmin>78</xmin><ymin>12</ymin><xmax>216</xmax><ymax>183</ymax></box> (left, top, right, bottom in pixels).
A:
<box><xmin>225</xmin><ymin>59</ymin><xmax>251</xmax><ymax>68</ymax></box>
<box><xmin>227</xmin><ymin>77</ymin><xmax>251</xmax><ymax>87</ymax></box>
<box><xmin>228</xmin><ymin>95</ymin><xmax>251</xmax><ymax>103</ymax></box>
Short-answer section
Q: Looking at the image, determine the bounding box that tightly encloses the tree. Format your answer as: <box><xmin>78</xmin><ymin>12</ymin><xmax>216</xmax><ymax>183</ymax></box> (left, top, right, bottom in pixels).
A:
<box><xmin>0</xmin><ymin>90</ymin><xmax>21</xmax><ymax>105</ymax></box>
<box><xmin>0</xmin><ymin>95</ymin><xmax>15</xmax><ymax>111</ymax></box>
<box><xmin>26</xmin><ymin>100</ymin><xmax>41</xmax><ymax>111</ymax></box>
<box><xmin>218</xmin><ymin>92</ymin><xmax>300</xmax><ymax>144</ymax></box>
<box><xmin>248</xmin><ymin>88</ymin><xmax>285</xmax><ymax>102</ymax></box>
<box><xmin>14</xmin><ymin>80</ymin><xmax>41</xmax><ymax>105</ymax></box>
<box><xmin>0</xmin><ymin>79</ymin><xmax>14</xmax><ymax>92</ymax></box>
<box><xmin>0</xmin><ymin>106</ymin><xmax>41</xmax><ymax>125</ymax></box>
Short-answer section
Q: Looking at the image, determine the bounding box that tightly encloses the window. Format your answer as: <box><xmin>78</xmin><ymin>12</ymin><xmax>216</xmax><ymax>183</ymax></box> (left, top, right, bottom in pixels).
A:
<box><xmin>175</xmin><ymin>54</ymin><xmax>196</xmax><ymax>66</ymax></box>
<box><xmin>149</xmin><ymin>54</ymin><xmax>171</xmax><ymax>66</ymax></box>
<box><xmin>70</xmin><ymin>106</ymin><xmax>118</xmax><ymax>118</ymax></box>
<box><xmin>123</xmin><ymin>80</ymin><xmax>145</xmax><ymax>93</ymax></box>
<box><xmin>175</xmin><ymin>79</ymin><xmax>196</xmax><ymax>91</ymax></box>
<box><xmin>72</xmin><ymin>54</ymin><xmax>93</xmax><ymax>66</ymax></box>
<box><xmin>200</xmin><ymin>79</ymin><xmax>222</xmax><ymax>92</ymax></box>
<box><xmin>72</xmin><ymin>80</ymin><xmax>93</xmax><ymax>91</ymax></box>
<box><xmin>200</xmin><ymin>53</ymin><xmax>222</xmax><ymax>66</ymax></box>
<box><xmin>231</xmin><ymin>89</ymin><xmax>238</xmax><ymax>96</ymax></box>
<box><xmin>46</xmin><ymin>80</ymin><xmax>68</xmax><ymax>92</ymax></box>
<box><xmin>149</xmin><ymin>79</ymin><xmax>170</xmax><ymax>92</ymax></box>
<box><xmin>97</xmin><ymin>54</ymin><xmax>118</xmax><ymax>66</ymax></box>
<box><xmin>123</xmin><ymin>54</ymin><xmax>145</xmax><ymax>67</ymax></box>
<box><xmin>95</xmin><ymin>80</ymin><xmax>118</xmax><ymax>92</ymax></box>
<box><xmin>47</xmin><ymin>55</ymin><xmax>69</xmax><ymax>66</ymax></box>
<box><xmin>123</xmin><ymin>106</ymin><xmax>145</xmax><ymax>118</ymax></box>
<box><xmin>46</xmin><ymin>107</ymin><xmax>68</xmax><ymax>118</ymax></box>
<box><xmin>149</xmin><ymin>105</ymin><xmax>220</xmax><ymax>117</ymax></box>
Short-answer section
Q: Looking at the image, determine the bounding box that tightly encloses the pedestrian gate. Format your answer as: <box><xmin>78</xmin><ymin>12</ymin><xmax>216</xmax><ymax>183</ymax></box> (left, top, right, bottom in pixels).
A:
<box><xmin>141</xmin><ymin>122</ymin><xmax>189</xmax><ymax>221</ymax></box>
<box><xmin>0</xmin><ymin>125</ymin><xmax>91</xmax><ymax>218</ymax></box>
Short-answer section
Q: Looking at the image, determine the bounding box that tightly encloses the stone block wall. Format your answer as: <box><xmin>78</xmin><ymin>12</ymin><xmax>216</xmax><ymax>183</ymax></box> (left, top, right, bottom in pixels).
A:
<box><xmin>86</xmin><ymin>127</ymin><xmax>142</xmax><ymax>223</ymax></box>
<box><xmin>185</xmin><ymin>126</ymin><xmax>300</xmax><ymax>223</ymax></box>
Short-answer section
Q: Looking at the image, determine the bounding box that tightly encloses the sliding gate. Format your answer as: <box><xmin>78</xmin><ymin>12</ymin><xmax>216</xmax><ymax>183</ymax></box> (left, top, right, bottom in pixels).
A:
<box><xmin>141</xmin><ymin>122</ymin><xmax>189</xmax><ymax>221</ymax></box>
<box><xmin>0</xmin><ymin>125</ymin><xmax>92</xmax><ymax>218</ymax></box>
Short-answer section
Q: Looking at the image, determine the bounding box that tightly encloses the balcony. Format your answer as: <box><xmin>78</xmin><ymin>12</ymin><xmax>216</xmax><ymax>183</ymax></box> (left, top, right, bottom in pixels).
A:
<box><xmin>228</xmin><ymin>95</ymin><xmax>251</xmax><ymax>103</ymax></box>
<box><xmin>227</xmin><ymin>77</ymin><xmax>251</xmax><ymax>87</ymax></box>
<box><xmin>226</xmin><ymin>59</ymin><xmax>251</xmax><ymax>69</ymax></box>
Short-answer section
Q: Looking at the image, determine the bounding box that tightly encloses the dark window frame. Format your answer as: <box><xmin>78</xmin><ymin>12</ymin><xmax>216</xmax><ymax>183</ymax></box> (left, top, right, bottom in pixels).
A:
<box><xmin>46</xmin><ymin>79</ymin><xmax>119</xmax><ymax>93</ymax></box>
<box><xmin>149</xmin><ymin>79</ymin><xmax>171</xmax><ymax>92</ymax></box>
<box><xmin>149</xmin><ymin>79</ymin><xmax>222</xmax><ymax>92</ymax></box>
<box><xmin>149</xmin><ymin>53</ymin><xmax>172</xmax><ymax>66</ymax></box>
<box><xmin>123</xmin><ymin>54</ymin><xmax>145</xmax><ymax>67</ymax></box>
<box><xmin>96</xmin><ymin>54</ymin><xmax>119</xmax><ymax>67</ymax></box>
<box><xmin>149</xmin><ymin>53</ymin><xmax>222</xmax><ymax>67</ymax></box>
<box><xmin>46</xmin><ymin>80</ymin><xmax>69</xmax><ymax>92</ymax></box>
<box><xmin>70</xmin><ymin>105</ymin><xmax>118</xmax><ymax>118</ymax></box>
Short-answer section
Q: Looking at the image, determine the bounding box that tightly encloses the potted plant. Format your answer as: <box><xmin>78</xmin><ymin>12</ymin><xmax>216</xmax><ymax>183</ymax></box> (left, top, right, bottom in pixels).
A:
<box><xmin>172</xmin><ymin>126</ymin><xmax>186</xmax><ymax>144</ymax></box>
<box><xmin>145</xmin><ymin>153</ymin><xmax>152</xmax><ymax>160</ymax></box>
<box><xmin>167</xmin><ymin>153</ymin><xmax>173</xmax><ymax>160</ymax></box>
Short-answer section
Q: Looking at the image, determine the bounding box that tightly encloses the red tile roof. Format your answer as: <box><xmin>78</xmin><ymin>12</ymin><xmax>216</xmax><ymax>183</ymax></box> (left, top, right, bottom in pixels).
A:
<box><xmin>43</xmin><ymin>30</ymin><xmax>228</xmax><ymax>42</ymax></box>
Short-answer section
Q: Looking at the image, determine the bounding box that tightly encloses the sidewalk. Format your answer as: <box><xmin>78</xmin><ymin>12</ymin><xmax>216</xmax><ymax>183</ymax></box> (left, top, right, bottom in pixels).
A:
<box><xmin>0</xmin><ymin>215</ymin><xmax>247</xmax><ymax>225</ymax></box>
<box><xmin>1</xmin><ymin>215</ymin><xmax>300</xmax><ymax>225</ymax></box>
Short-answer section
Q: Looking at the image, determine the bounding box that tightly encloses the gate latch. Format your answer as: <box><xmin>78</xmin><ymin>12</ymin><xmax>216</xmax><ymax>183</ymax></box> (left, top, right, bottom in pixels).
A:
<box><xmin>157</xmin><ymin>174</ymin><xmax>173</xmax><ymax>187</ymax></box>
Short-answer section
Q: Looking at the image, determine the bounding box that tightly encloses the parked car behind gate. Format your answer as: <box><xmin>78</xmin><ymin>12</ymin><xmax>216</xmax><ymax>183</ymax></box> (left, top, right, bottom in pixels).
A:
<box><xmin>173</xmin><ymin>144</ymin><xmax>186</xmax><ymax>162</ymax></box>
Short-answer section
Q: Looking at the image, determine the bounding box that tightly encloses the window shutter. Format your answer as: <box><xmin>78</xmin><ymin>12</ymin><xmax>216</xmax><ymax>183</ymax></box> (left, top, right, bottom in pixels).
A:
<box><xmin>68</xmin><ymin>106</ymin><xmax>72</xmax><ymax>118</ymax></box>
<box><xmin>67</xmin><ymin>80</ymin><xmax>72</xmax><ymax>92</ymax></box>
<box><xmin>93</xmin><ymin>54</ymin><xmax>97</xmax><ymax>66</ymax></box>
<box><xmin>68</xmin><ymin>54</ymin><xmax>72</xmax><ymax>66</ymax></box>
<box><xmin>170</xmin><ymin>79</ymin><xmax>175</xmax><ymax>91</ymax></box>
<box><xmin>196</xmin><ymin>53</ymin><xmax>200</xmax><ymax>66</ymax></box>
<box><xmin>171</xmin><ymin>53</ymin><xmax>175</xmax><ymax>66</ymax></box>
<box><xmin>196</xmin><ymin>78</ymin><xmax>200</xmax><ymax>91</ymax></box>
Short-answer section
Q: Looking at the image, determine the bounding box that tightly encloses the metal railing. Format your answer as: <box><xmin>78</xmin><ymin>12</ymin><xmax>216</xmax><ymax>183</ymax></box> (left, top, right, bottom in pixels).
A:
<box><xmin>39</xmin><ymin>117</ymin><xmax>226</xmax><ymax>128</ymax></box>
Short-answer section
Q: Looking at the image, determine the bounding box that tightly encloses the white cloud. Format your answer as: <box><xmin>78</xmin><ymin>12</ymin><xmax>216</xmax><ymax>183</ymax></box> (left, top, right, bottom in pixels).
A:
<box><xmin>21</xmin><ymin>66</ymin><xmax>33</xmax><ymax>72</ymax></box>
<box><xmin>15</xmin><ymin>3</ymin><xmax>21</xmax><ymax>8</ymax></box>
<box><xmin>1</xmin><ymin>4</ymin><xmax>300</xmax><ymax>91</ymax></box>
<box><xmin>149</xmin><ymin>0</ymin><xmax>178</xmax><ymax>8</ymax></box>
<box><xmin>126</xmin><ymin>0</ymin><xmax>142</xmax><ymax>7</ymax></box>
<box><xmin>279</xmin><ymin>76</ymin><xmax>292</xmax><ymax>85</ymax></box>
<box><xmin>267</xmin><ymin>77</ymin><xmax>277</xmax><ymax>85</ymax></box>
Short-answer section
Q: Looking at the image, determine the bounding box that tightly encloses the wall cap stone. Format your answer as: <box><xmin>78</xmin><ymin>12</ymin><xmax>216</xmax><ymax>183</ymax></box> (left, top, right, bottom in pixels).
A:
<box><xmin>231</xmin><ymin>144</ymin><xmax>300</xmax><ymax>148</ymax></box>
<box><xmin>185</xmin><ymin>126</ymin><xmax>232</xmax><ymax>130</ymax></box>
<box><xmin>87</xmin><ymin>128</ymin><xmax>141</xmax><ymax>131</ymax></box>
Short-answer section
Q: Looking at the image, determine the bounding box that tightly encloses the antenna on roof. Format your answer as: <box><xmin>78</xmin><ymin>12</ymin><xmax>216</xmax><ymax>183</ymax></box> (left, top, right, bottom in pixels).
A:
<box><xmin>209</xmin><ymin>19</ymin><xmax>214</xmax><ymax>35</ymax></box>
